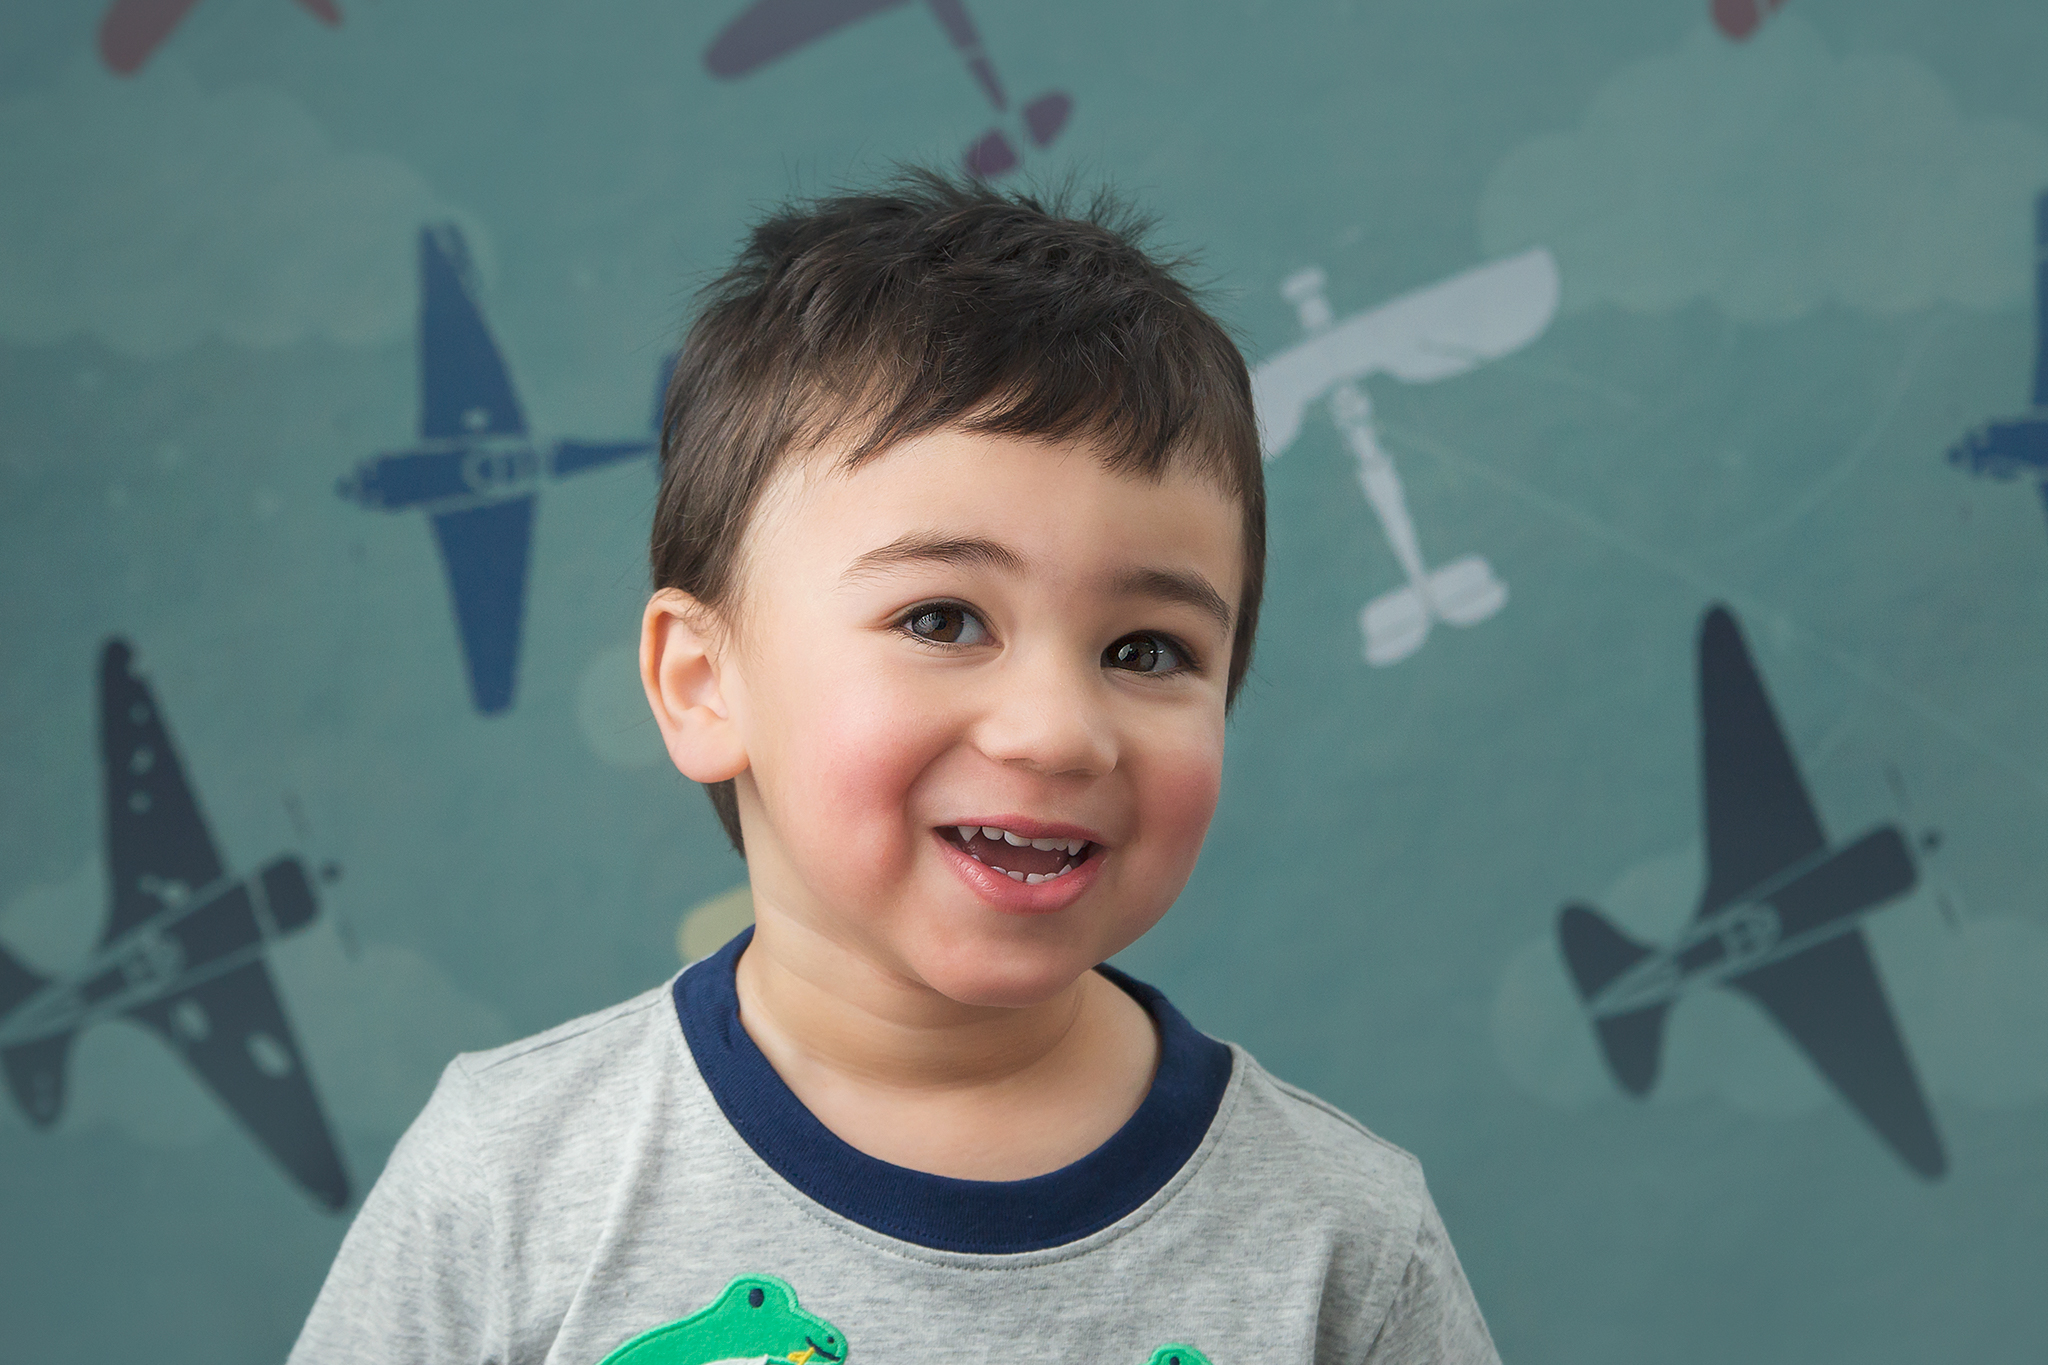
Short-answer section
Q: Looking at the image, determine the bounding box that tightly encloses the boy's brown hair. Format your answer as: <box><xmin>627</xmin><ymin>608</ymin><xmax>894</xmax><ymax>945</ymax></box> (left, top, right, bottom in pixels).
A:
<box><xmin>652</xmin><ymin>169</ymin><xmax>1264</xmax><ymax>852</ymax></box>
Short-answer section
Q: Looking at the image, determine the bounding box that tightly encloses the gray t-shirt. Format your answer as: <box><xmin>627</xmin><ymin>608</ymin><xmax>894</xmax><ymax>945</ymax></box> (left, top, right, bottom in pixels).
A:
<box><xmin>289</xmin><ymin>934</ymin><xmax>1497</xmax><ymax>1365</ymax></box>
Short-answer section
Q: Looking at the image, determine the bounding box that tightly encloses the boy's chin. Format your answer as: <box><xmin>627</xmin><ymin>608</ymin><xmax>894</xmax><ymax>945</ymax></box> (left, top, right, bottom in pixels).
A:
<box><xmin>903</xmin><ymin>943</ymin><xmax>1107</xmax><ymax>1011</ymax></box>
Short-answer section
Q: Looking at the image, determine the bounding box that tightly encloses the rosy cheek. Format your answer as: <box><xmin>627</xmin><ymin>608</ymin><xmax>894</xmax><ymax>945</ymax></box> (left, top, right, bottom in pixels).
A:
<box><xmin>783</xmin><ymin>667</ymin><xmax>949</xmax><ymax>871</ymax></box>
<box><xmin>1137</xmin><ymin>729</ymin><xmax>1226</xmax><ymax>880</ymax></box>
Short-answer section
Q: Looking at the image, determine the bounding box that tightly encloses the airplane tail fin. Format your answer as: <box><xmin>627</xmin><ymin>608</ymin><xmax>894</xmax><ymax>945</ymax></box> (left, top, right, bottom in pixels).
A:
<box><xmin>1558</xmin><ymin>903</ymin><xmax>1651</xmax><ymax>998</ymax></box>
<box><xmin>3</xmin><ymin>1032</ymin><xmax>73</xmax><ymax>1127</ymax></box>
<box><xmin>0</xmin><ymin>944</ymin><xmax>73</xmax><ymax>1125</ymax></box>
<box><xmin>0</xmin><ymin>940</ymin><xmax>45</xmax><ymax>1020</ymax></box>
<box><xmin>1590</xmin><ymin>1006</ymin><xmax>1668</xmax><ymax>1096</ymax></box>
<box><xmin>1557</xmin><ymin>903</ymin><xmax>1669</xmax><ymax>1095</ymax></box>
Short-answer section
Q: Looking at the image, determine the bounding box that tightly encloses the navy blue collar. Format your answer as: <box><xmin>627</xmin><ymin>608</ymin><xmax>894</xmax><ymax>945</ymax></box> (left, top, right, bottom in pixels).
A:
<box><xmin>673</xmin><ymin>927</ymin><xmax>1233</xmax><ymax>1254</ymax></box>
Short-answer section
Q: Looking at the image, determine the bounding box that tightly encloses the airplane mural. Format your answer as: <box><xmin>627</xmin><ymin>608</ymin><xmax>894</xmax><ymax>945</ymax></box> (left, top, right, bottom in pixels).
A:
<box><xmin>338</xmin><ymin>225</ymin><xmax>667</xmax><ymax>716</ymax></box>
<box><xmin>0</xmin><ymin>641</ymin><xmax>350</xmax><ymax>1209</ymax></box>
<box><xmin>1252</xmin><ymin>251</ymin><xmax>1559</xmax><ymax>666</ymax></box>
<box><xmin>1558</xmin><ymin>606</ymin><xmax>1945</xmax><ymax>1179</ymax></box>
<box><xmin>1948</xmin><ymin>189</ymin><xmax>2048</xmax><ymax>529</ymax></box>
<box><xmin>704</xmin><ymin>0</ymin><xmax>1072</xmax><ymax>179</ymax></box>
<box><xmin>97</xmin><ymin>0</ymin><xmax>340</xmax><ymax>76</ymax></box>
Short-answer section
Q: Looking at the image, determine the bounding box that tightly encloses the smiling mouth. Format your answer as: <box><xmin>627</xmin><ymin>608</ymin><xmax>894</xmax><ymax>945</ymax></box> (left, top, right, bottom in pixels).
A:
<box><xmin>941</xmin><ymin>824</ymin><xmax>1098</xmax><ymax>884</ymax></box>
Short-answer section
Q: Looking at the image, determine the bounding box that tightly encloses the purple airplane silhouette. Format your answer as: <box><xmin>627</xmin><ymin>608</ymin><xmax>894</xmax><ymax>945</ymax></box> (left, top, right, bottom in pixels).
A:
<box><xmin>706</xmin><ymin>0</ymin><xmax>1071</xmax><ymax>178</ymax></box>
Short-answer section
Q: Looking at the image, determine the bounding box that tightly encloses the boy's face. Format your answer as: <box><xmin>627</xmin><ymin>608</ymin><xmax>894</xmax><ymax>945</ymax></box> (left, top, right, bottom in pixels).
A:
<box><xmin>704</xmin><ymin>429</ymin><xmax>1243</xmax><ymax>1010</ymax></box>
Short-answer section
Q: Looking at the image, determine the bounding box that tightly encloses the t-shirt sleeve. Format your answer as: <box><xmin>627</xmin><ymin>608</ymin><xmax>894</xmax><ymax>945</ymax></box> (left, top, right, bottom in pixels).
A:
<box><xmin>1361</xmin><ymin>1195</ymin><xmax>1500</xmax><ymax>1365</ymax></box>
<box><xmin>287</xmin><ymin>1060</ymin><xmax>499</xmax><ymax>1365</ymax></box>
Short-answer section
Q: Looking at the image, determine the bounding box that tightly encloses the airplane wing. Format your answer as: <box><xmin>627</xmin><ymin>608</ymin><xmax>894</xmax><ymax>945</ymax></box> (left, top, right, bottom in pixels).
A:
<box><xmin>1946</xmin><ymin>416</ymin><xmax>2048</xmax><ymax>479</ymax></box>
<box><xmin>1726</xmin><ymin>931</ymin><xmax>1946</xmax><ymax>1178</ymax></box>
<box><xmin>547</xmin><ymin>349</ymin><xmax>672</xmax><ymax>475</ymax></box>
<box><xmin>551</xmin><ymin>438</ymin><xmax>655</xmax><ymax>478</ymax></box>
<box><xmin>430</xmin><ymin>495</ymin><xmax>537</xmax><ymax>715</ymax></box>
<box><xmin>128</xmin><ymin>960</ymin><xmax>351</xmax><ymax>1209</ymax></box>
<box><xmin>419</xmin><ymin>226</ymin><xmax>527</xmax><ymax>441</ymax></box>
<box><xmin>1251</xmin><ymin>248</ymin><xmax>1559</xmax><ymax>457</ymax></box>
<box><xmin>703</xmin><ymin>0</ymin><xmax>913</xmax><ymax>77</ymax></box>
<box><xmin>1694</xmin><ymin>606</ymin><xmax>1828</xmax><ymax>918</ymax></box>
<box><xmin>99</xmin><ymin>641</ymin><xmax>227</xmax><ymax>947</ymax></box>
<box><xmin>652</xmin><ymin>349</ymin><xmax>680</xmax><ymax>434</ymax></box>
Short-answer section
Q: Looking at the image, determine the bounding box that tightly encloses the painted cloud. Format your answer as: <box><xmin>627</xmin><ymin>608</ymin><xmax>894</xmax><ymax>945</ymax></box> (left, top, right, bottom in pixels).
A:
<box><xmin>1480</xmin><ymin>18</ymin><xmax>2048</xmax><ymax>322</ymax></box>
<box><xmin>0</xmin><ymin>60</ymin><xmax>479</xmax><ymax>357</ymax></box>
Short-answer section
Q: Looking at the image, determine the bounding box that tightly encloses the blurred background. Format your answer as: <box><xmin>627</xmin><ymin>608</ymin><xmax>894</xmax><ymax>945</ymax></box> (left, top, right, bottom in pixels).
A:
<box><xmin>3</xmin><ymin>1</ymin><xmax>2045</xmax><ymax>1360</ymax></box>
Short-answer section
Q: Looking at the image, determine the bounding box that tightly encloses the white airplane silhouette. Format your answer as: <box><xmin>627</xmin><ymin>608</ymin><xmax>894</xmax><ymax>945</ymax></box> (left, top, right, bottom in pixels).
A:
<box><xmin>1254</xmin><ymin>249</ymin><xmax>1559</xmax><ymax>666</ymax></box>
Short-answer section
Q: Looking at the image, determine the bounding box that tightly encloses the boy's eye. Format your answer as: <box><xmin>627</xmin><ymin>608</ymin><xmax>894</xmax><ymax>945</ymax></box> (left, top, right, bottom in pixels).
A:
<box><xmin>1104</xmin><ymin>632</ymin><xmax>1189</xmax><ymax>674</ymax></box>
<box><xmin>901</xmin><ymin>603</ymin><xmax>987</xmax><ymax>645</ymax></box>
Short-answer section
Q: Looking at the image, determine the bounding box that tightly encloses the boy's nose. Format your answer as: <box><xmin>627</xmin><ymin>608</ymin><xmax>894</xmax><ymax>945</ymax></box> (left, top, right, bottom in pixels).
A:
<box><xmin>971</xmin><ymin>656</ymin><xmax>1117</xmax><ymax>778</ymax></box>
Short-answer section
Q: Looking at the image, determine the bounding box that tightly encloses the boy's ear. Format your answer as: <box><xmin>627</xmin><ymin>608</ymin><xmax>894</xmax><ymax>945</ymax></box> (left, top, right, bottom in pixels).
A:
<box><xmin>641</xmin><ymin>589</ymin><xmax>749</xmax><ymax>783</ymax></box>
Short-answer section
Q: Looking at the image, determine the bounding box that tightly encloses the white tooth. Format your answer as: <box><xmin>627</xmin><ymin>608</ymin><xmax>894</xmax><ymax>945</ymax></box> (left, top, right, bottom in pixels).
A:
<box><xmin>957</xmin><ymin>826</ymin><xmax>978</xmax><ymax>844</ymax></box>
<box><xmin>988</xmin><ymin>864</ymin><xmax>1008</xmax><ymax>874</ymax></box>
<box><xmin>982</xmin><ymin>826</ymin><xmax>1006</xmax><ymax>842</ymax></box>
<box><xmin>1066</xmin><ymin>840</ymin><xmax>1086</xmax><ymax>856</ymax></box>
<box><xmin>1001</xmin><ymin>829</ymin><xmax>1028</xmax><ymax>846</ymax></box>
<box><xmin>1025</xmin><ymin>872</ymin><xmax>1047</xmax><ymax>884</ymax></box>
<box><xmin>1058</xmin><ymin>861</ymin><xmax>1074</xmax><ymax>875</ymax></box>
<box><xmin>1005</xmin><ymin>869</ymin><xmax>1025</xmax><ymax>881</ymax></box>
<box><xmin>1029</xmin><ymin>836</ymin><xmax>1062</xmax><ymax>851</ymax></box>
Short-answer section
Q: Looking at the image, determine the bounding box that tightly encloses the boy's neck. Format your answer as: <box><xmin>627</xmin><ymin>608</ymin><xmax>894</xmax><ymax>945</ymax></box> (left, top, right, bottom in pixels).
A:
<box><xmin>732</xmin><ymin>914</ymin><xmax>1160</xmax><ymax>1182</ymax></box>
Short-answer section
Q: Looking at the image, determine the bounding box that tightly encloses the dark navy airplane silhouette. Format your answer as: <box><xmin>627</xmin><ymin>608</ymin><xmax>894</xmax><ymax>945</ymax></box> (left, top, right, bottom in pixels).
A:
<box><xmin>1559</xmin><ymin>607</ymin><xmax>1945</xmax><ymax>1179</ymax></box>
<box><xmin>338</xmin><ymin>226</ymin><xmax>664</xmax><ymax>715</ymax></box>
<box><xmin>0</xmin><ymin>642</ymin><xmax>350</xmax><ymax>1209</ymax></box>
<box><xmin>1949</xmin><ymin>189</ymin><xmax>2048</xmax><ymax>513</ymax></box>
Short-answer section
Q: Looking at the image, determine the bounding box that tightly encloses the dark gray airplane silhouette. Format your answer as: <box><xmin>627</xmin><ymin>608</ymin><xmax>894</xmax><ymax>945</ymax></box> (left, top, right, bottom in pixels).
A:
<box><xmin>0</xmin><ymin>641</ymin><xmax>349</xmax><ymax>1209</ymax></box>
<box><xmin>1559</xmin><ymin>606</ymin><xmax>1945</xmax><ymax>1179</ymax></box>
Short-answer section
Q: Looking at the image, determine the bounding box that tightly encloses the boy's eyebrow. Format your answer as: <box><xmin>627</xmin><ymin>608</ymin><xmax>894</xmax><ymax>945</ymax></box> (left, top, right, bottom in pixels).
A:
<box><xmin>844</xmin><ymin>532</ymin><xmax>1234</xmax><ymax>633</ymax></box>
<box><xmin>1110</xmin><ymin>566</ymin><xmax>1234</xmax><ymax>634</ymax></box>
<box><xmin>843</xmin><ymin>533</ymin><xmax>1027</xmax><ymax>580</ymax></box>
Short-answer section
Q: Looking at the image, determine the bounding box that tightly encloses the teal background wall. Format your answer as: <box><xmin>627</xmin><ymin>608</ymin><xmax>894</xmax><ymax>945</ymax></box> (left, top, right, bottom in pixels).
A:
<box><xmin>4</xmin><ymin>1</ymin><xmax>2046</xmax><ymax>1359</ymax></box>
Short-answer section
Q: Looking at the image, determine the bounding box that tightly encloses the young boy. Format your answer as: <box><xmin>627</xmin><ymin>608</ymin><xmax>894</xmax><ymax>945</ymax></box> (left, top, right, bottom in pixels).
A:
<box><xmin>290</xmin><ymin>172</ymin><xmax>1498</xmax><ymax>1365</ymax></box>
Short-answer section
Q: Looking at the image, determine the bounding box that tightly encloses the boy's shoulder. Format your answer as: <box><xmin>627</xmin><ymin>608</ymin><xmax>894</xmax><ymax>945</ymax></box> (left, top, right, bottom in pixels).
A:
<box><xmin>1208</xmin><ymin>1049</ymin><xmax>1473</xmax><ymax>1342</ymax></box>
<box><xmin>1218</xmin><ymin>1046</ymin><xmax>1431</xmax><ymax>1219</ymax></box>
<box><xmin>459</xmin><ymin>978</ymin><xmax>674</xmax><ymax>1065</ymax></box>
<box><xmin>440</xmin><ymin>977</ymin><xmax>686</xmax><ymax>1120</ymax></box>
